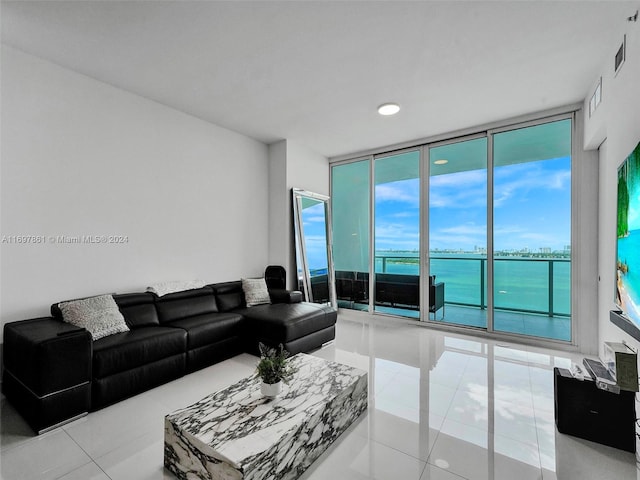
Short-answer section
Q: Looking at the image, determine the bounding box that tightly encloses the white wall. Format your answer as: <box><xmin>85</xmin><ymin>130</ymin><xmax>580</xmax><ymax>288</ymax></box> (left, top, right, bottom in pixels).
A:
<box><xmin>268</xmin><ymin>140</ymin><xmax>288</xmax><ymax>274</ymax></box>
<box><xmin>286</xmin><ymin>140</ymin><xmax>330</xmax><ymax>196</ymax></box>
<box><xmin>0</xmin><ymin>46</ymin><xmax>270</xmax><ymax>340</ymax></box>
<box><xmin>586</xmin><ymin>23</ymin><xmax>640</xmax><ymax>356</ymax></box>
<box><xmin>267</xmin><ymin>140</ymin><xmax>329</xmax><ymax>289</ymax></box>
<box><xmin>573</xmin><ymin>138</ymin><xmax>600</xmax><ymax>354</ymax></box>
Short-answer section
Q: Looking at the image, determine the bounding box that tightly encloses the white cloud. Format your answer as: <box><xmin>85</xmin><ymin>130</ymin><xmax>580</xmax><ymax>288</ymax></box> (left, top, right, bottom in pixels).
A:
<box><xmin>428</xmin><ymin>170</ymin><xmax>487</xmax><ymax>209</ymax></box>
<box><xmin>494</xmin><ymin>162</ymin><xmax>570</xmax><ymax>207</ymax></box>
<box><xmin>429</xmin><ymin>185</ymin><xmax>487</xmax><ymax>209</ymax></box>
<box><xmin>430</xmin><ymin>170</ymin><xmax>486</xmax><ymax>188</ymax></box>
<box><xmin>440</xmin><ymin>224</ymin><xmax>487</xmax><ymax>236</ymax></box>
<box><xmin>375</xmin><ymin>181</ymin><xmax>419</xmax><ymax>206</ymax></box>
<box><xmin>392</xmin><ymin>211</ymin><xmax>417</xmax><ymax>218</ymax></box>
<box><xmin>375</xmin><ymin>222</ymin><xmax>419</xmax><ymax>250</ymax></box>
<box><xmin>304</xmin><ymin>214</ymin><xmax>326</xmax><ymax>223</ymax></box>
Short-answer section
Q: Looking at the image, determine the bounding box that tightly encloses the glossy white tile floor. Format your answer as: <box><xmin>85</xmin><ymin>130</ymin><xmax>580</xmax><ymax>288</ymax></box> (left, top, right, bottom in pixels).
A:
<box><xmin>2</xmin><ymin>314</ymin><xmax>639</xmax><ymax>480</ymax></box>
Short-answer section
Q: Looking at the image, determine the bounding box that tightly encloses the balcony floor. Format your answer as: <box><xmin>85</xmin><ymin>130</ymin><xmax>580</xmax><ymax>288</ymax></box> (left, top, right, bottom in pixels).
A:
<box><xmin>343</xmin><ymin>302</ymin><xmax>571</xmax><ymax>342</ymax></box>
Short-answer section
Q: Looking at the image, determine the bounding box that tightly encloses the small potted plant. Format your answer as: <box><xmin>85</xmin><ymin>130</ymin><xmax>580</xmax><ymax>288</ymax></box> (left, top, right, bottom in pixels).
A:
<box><xmin>256</xmin><ymin>343</ymin><xmax>297</xmax><ymax>398</ymax></box>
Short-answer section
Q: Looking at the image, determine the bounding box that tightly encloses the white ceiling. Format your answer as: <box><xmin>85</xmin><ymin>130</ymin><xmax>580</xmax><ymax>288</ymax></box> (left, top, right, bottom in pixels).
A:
<box><xmin>1</xmin><ymin>1</ymin><xmax>637</xmax><ymax>158</ymax></box>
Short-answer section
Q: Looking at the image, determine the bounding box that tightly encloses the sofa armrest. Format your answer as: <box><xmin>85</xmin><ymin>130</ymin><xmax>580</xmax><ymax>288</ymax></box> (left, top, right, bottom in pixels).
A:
<box><xmin>3</xmin><ymin>317</ymin><xmax>92</xmax><ymax>396</ymax></box>
<box><xmin>3</xmin><ymin>317</ymin><xmax>92</xmax><ymax>433</ymax></box>
<box><xmin>269</xmin><ymin>289</ymin><xmax>303</xmax><ymax>304</ymax></box>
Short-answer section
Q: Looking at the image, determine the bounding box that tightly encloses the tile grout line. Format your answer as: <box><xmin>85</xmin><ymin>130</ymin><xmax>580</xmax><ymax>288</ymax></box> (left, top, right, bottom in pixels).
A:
<box><xmin>58</xmin><ymin>427</ymin><xmax>113</xmax><ymax>479</ymax></box>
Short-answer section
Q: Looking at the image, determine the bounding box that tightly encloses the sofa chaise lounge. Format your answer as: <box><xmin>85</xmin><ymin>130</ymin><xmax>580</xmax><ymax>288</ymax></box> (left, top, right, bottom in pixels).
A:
<box><xmin>2</xmin><ymin>274</ymin><xmax>337</xmax><ymax>433</ymax></box>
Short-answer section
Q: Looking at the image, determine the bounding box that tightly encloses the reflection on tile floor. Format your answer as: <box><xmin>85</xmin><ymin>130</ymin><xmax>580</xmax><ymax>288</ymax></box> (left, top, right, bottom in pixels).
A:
<box><xmin>1</xmin><ymin>313</ymin><xmax>638</xmax><ymax>480</ymax></box>
<box><xmin>370</xmin><ymin>304</ymin><xmax>571</xmax><ymax>342</ymax></box>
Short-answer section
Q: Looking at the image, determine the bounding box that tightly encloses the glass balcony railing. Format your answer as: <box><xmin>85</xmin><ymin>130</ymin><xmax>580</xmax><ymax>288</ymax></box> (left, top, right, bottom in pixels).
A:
<box><xmin>361</xmin><ymin>254</ymin><xmax>570</xmax><ymax>318</ymax></box>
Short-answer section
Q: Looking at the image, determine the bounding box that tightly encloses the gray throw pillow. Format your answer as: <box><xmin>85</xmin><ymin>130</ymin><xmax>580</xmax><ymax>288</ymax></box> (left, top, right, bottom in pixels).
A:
<box><xmin>241</xmin><ymin>278</ymin><xmax>271</xmax><ymax>307</ymax></box>
<box><xmin>58</xmin><ymin>294</ymin><xmax>129</xmax><ymax>340</ymax></box>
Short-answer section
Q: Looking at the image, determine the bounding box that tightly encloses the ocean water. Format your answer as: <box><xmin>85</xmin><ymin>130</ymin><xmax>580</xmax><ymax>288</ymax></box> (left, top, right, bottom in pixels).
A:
<box><xmin>374</xmin><ymin>253</ymin><xmax>570</xmax><ymax>315</ymax></box>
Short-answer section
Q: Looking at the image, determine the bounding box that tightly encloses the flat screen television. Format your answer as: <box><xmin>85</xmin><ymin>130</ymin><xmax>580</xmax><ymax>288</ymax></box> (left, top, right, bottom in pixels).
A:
<box><xmin>613</xmin><ymin>140</ymin><xmax>640</xmax><ymax>342</ymax></box>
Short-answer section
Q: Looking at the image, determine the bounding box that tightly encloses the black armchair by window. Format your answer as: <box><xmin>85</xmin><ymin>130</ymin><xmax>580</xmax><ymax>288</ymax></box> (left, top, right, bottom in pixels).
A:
<box><xmin>430</xmin><ymin>275</ymin><xmax>445</xmax><ymax>320</ymax></box>
<box><xmin>264</xmin><ymin>265</ymin><xmax>304</xmax><ymax>304</ymax></box>
<box><xmin>265</xmin><ymin>265</ymin><xmax>286</xmax><ymax>290</ymax></box>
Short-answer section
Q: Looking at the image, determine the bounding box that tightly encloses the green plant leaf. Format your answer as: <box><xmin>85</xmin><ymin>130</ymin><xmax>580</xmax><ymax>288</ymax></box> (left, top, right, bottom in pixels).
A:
<box><xmin>256</xmin><ymin>343</ymin><xmax>298</xmax><ymax>384</ymax></box>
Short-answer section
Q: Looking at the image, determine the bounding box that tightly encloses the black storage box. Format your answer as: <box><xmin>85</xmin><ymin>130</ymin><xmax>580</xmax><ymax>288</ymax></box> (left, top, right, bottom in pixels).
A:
<box><xmin>554</xmin><ymin>367</ymin><xmax>636</xmax><ymax>452</ymax></box>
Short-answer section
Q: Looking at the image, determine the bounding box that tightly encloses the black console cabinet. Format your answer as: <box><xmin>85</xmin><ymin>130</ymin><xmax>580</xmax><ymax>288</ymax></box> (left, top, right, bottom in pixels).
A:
<box><xmin>554</xmin><ymin>367</ymin><xmax>636</xmax><ymax>452</ymax></box>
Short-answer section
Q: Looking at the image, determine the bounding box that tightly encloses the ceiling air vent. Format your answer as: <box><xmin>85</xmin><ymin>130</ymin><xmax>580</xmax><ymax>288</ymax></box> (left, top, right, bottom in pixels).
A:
<box><xmin>615</xmin><ymin>35</ymin><xmax>626</xmax><ymax>76</ymax></box>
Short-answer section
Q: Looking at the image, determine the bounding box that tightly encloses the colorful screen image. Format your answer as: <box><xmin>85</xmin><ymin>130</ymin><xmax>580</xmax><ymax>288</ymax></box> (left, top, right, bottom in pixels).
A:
<box><xmin>616</xmin><ymin>141</ymin><xmax>640</xmax><ymax>330</ymax></box>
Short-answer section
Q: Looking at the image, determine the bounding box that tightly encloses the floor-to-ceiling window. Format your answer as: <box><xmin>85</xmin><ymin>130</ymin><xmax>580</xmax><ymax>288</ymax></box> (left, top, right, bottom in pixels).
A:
<box><xmin>428</xmin><ymin>137</ymin><xmax>488</xmax><ymax>327</ymax></box>
<box><xmin>331</xmin><ymin>112</ymin><xmax>573</xmax><ymax>343</ymax></box>
<box><xmin>332</xmin><ymin>159</ymin><xmax>371</xmax><ymax>311</ymax></box>
<box><xmin>492</xmin><ymin>119</ymin><xmax>572</xmax><ymax>341</ymax></box>
<box><xmin>373</xmin><ymin>150</ymin><xmax>420</xmax><ymax>317</ymax></box>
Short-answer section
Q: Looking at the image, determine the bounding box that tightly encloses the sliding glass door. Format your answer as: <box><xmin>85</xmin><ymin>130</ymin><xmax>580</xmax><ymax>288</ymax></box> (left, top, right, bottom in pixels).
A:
<box><xmin>492</xmin><ymin>119</ymin><xmax>572</xmax><ymax>340</ymax></box>
<box><xmin>428</xmin><ymin>137</ymin><xmax>488</xmax><ymax>327</ymax></box>
<box><xmin>373</xmin><ymin>150</ymin><xmax>420</xmax><ymax>317</ymax></box>
<box><xmin>332</xmin><ymin>159</ymin><xmax>370</xmax><ymax>311</ymax></box>
<box><xmin>330</xmin><ymin>113</ymin><xmax>573</xmax><ymax>343</ymax></box>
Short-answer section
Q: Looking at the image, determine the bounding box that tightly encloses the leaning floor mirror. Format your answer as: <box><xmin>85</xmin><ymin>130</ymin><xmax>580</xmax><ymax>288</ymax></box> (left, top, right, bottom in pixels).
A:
<box><xmin>292</xmin><ymin>188</ymin><xmax>337</xmax><ymax>308</ymax></box>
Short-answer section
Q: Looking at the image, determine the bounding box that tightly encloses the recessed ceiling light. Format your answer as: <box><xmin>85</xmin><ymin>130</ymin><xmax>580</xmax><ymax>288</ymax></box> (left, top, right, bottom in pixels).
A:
<box><xmin>377</xmin><ymin>103</ymin><xmax>400</xmax><ymax>116</ymax></box>
<box><xmin>434</xmin><ymin>159</ymin><xmax>449</xmax><ymax>165</ymax></box>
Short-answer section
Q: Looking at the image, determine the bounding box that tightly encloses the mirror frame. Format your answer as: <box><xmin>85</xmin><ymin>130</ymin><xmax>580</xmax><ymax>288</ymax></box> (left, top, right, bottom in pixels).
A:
<box><xmin>292</xmin><ymin>188</ymin><xmax>337</xmax><ymax>308</ymax></box>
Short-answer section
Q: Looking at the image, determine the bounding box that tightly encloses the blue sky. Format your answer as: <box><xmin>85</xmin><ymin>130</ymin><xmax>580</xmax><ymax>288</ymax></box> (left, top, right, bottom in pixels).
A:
<box><xmin>374</xmin><ymin>156</ymin><xmax>571</xmax><ymax>253</ymax></box>
<box><xmin>300</xmin><ymin>203</ymin><xmax>329</xmax><ymax>270</ymax></box>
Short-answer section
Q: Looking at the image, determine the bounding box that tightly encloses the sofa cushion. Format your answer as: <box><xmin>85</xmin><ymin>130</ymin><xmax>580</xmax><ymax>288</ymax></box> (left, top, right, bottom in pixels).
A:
<box><xmin>241</xmin><ymin>278</ymin><xmax>271</xmax><ymax>307</ymax></box>
<box><xmin>211</xmin><ymin>281</ymin><xmax>245</xmax><ymax>312</ymax></box>
<box><xmin>92</xmin><ymin>327</ymin><xmax>187</xmax><ymax>378</ymax></box>
<box><xmin>58</xmin><ymin>295</ymin><xmax>129</xmax><ymax>340</ymax></box>
<box><xmin>113</xmin><ymin>292</ymin><xmax>159</xmax><ymax>328</ymax></box>
<box><xmin>167</xmin><ymin>312</ymin><xmax>244</xmax><ymax>350</ymax></box>
<box><xmin>239</xmin><ymin>303</ymin><xmax>337</xmax><ymax>343</ymax></box>
<box><xmin>154</xmin><ymin>287</ymin><xmax>217</xmax><ymax>323</ymax></box>
<box><xmin>269</xmin><ymin>289</ymin><xmax>303</xmax><ymax>304</ymax></box>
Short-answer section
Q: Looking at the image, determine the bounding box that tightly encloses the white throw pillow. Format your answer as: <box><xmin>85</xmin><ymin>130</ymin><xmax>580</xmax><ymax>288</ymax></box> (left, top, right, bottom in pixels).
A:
<box><xmin>58</xmin><ymin>294</ymin><xmax>129</xmax><ymax>340</ymax></box>
<box><xmin>146</xmin><ymin>280</ymin><xmax>206</xmax><ymax>297</ymax></box>
<box><xmin>241</xmin><ymin>278</ymin><xmax>271</xmax><ymax>307</ymax></box>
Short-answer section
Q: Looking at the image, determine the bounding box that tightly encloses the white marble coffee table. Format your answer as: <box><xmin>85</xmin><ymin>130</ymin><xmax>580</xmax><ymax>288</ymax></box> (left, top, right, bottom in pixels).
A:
<box><xmin>164</xmin><ymin>353</ymin><xmax>368</xmax><ymax>480</ymax></box>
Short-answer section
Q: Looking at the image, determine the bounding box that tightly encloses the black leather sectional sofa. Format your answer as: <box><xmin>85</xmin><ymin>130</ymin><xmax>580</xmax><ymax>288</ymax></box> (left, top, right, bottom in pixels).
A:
<box><xmin>2</xmin><ymin>279</ymin><xmax>337</xmax><ymax>433</ymax></box>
